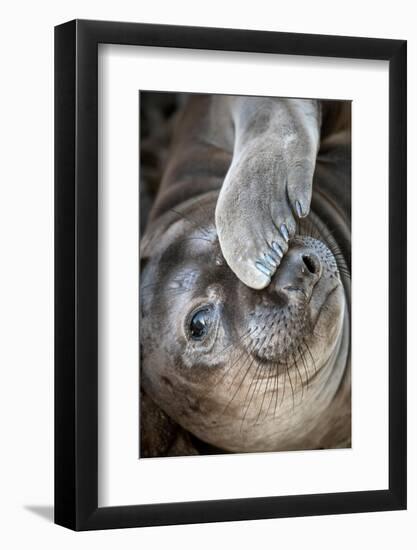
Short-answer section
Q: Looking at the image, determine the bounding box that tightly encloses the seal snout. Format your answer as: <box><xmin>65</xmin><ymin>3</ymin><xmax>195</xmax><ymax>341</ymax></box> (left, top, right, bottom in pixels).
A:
<box><xmin>271</xmin><ymin>245</ymin><xmax>322</xmax><ymax>301</ymax></box>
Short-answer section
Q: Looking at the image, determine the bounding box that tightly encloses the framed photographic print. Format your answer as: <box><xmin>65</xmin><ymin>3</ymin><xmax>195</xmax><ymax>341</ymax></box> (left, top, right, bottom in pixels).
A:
<box><xmin>55</xmin><ymin>19</ymin><xmax>407</xmax><ymax>530</ymax></box>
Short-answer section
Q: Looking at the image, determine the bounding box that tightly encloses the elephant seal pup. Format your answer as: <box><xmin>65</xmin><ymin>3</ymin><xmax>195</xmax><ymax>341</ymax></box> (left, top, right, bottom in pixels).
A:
<box><xmin>140</xmin><ymin>94</ymin><xmax>351</xmax><ymax>454</ymax></box>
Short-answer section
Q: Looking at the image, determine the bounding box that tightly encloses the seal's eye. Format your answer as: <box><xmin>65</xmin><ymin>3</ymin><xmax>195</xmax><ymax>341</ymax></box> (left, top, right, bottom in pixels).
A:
<box><xmin>189</xmin><ymin>307</ymin><xmax>212</xmax><ymax>340</ymax></box>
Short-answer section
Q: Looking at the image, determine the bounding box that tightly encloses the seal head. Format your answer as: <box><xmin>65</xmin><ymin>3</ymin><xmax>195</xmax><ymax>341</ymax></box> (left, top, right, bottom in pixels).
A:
<box><xmin>140</xmin><ymin>192</ymin><xmax>349</xmax><ymax>452</ymax></box>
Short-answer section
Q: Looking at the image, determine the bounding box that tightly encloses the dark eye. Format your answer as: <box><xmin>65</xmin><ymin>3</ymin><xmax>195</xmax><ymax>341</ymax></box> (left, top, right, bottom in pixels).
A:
<box><xmin>189</xmin><ymin>307</ymin><xmax>212</xmax><ymax>340</ymax></box>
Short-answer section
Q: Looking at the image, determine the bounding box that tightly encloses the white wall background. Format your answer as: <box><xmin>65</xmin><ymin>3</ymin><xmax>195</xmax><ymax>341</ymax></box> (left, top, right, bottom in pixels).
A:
<box><xmin>0</xmin><ymin>1</ymin><xmax>414</xmax><ymax>548</ymax></box>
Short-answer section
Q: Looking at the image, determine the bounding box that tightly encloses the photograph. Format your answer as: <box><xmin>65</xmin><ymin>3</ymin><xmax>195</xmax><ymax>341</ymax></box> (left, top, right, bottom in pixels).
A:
<box><xmin>139</xmin><ymin>92</ymin><xmax>351</xmax><ymax>458</ymax></box>
<box><xmin>0</xmin><ymin>0</ymin><xmax>410</xmax><ymax>543</ymax></box>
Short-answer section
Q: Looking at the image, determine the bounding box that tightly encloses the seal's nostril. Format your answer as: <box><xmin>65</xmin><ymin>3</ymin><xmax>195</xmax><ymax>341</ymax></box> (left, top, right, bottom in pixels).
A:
<box><xmin>302</xmin><ymin>254</ymin><xmax>318</xmax><ymax>275</ymax></box>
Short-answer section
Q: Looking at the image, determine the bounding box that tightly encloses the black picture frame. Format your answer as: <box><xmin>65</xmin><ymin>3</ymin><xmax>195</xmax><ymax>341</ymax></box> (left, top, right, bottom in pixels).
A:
<box><xmin>55</xmin><ymin>19</ymin><xmax>407</xmax><ymax>531</ymax></box>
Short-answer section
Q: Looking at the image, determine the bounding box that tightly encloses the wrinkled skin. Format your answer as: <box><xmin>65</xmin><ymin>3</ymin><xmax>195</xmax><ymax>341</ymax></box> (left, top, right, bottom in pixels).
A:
<box><xmin>140</xmin><ymin>94</ymin><xmax>351</xmax><ymax>454</ymax></box>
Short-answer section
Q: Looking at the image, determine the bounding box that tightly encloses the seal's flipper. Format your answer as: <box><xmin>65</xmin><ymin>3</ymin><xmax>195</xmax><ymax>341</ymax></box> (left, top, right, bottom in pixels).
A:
<box><xmin>214</xmin><ymin>97</ymin><xmax>321</xmax><ymax>289</ymax></box>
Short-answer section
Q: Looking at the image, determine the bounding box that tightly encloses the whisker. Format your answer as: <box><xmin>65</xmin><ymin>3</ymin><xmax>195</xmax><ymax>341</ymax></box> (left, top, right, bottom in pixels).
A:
<box><xmin>286</xmin><ymin>364</ymin><xmax>295</xmax><ymax>411</ymax></box>
<box><xmin>240</xmin><ymin>363</ymin><xmax>264</xmax><ymax>430</ymax></box>
<box><xmin>273</xmin><ymin>362</ymin><xmax>281</xmax><ymax>416</ymax></box>
<box><xmin>303</xmin><ymin>341</ymin><xmax>317</xmax><ymax>375</ymax></box>
<box><xmin>217</xmin><ymin>338</ymin><xmax>257</xmax><ymax>400</ymax></box>
<box><xmin>211</xmin><ymin>326</ymin><xmax>256</xmax><ymax>363</ymax></box>
<box><xmin>255</xmin><ymin>364</ymin><xmax>273</xmax><ymax>425</ymax></box>
<box><xmin>208</xmin><ymin>329</ymin><xmax>261</xmax><ymax>397</ymax></box>
<box><xmin>265</xmin><ymin>361</ymin><xmax>279</xmax><ymax>419</ymax></box>
<box><xmin>226</xmin><ymin>336</ymin><xmax>261</xmax><ymax>391</ymax></box>
<box><xmin>250</xmin><ymin>331</ymin><xmax>276</xmax><ymax>425</ymax></box>
<box><xmin>292</xmin><ymin>351</ymin><xmax>304</xmax><ymax>401</ymax></box>
<box><xmin>298</xmin><ymin>344</ymin><xmax>310</xmax><ymax>387</ymax></box>
<box><xmin>239</xmin><ymin>339</ymin><xmax>269</xmax><ymax>429</ymax></box>
<box><xmin>221</xmin><ymin>340</ymin><xmax>261</xmax><ymax>414</ymax></box>
<box><xmin>279</xmin><ymin>361</ymin><xmax>287</xmax><ymax>407</ymax></box>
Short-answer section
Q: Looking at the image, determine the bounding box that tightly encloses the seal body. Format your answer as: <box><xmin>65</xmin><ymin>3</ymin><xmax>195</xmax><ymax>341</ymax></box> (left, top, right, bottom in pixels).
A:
<box><xmin>140</xmin><ymin>94</ymin><xmax>351</xmax><ymax>455</ymax></box>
